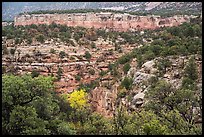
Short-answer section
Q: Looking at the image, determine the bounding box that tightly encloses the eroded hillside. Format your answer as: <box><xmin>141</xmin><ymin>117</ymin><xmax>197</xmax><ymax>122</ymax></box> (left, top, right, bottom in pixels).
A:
<box><xmin>2</xmin><ymin>12</ymin><xmax>202</xmax><ymax>135</ymax></box>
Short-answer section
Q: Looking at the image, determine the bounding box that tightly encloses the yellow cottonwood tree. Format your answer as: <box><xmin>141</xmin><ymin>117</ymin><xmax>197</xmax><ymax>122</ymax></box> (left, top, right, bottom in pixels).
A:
<box><xmin>68</xmin><ymin>89</ymin><xmax>88</xmax><ymax>110</ymax></box>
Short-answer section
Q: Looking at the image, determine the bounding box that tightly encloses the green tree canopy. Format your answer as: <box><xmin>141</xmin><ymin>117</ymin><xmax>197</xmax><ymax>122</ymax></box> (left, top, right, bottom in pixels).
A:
<box><xmin>2</xmin><ymin>74</ymin><xmax>75</xmax><ymax>135</ymax></box>
<box><xmin>36</xmin><ymin>34</ymin><xmax>45</xmax><ymax>43</ymax></box>
<box><xmin>183</xmin><ymin>57</ymin><xmax>198</xmax><ymax>81</ymax></box>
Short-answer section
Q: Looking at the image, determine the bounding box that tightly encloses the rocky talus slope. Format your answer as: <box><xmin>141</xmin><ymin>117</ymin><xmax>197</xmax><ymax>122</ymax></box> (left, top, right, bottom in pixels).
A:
<box><xmin>2</xmin><ymin>36</ymin><xmax>134</xmax><ymax>94</ymax></box>
<box><xmin>89</xmin><ymin>54</ymin><xmax>202</xmax><ymax>117</ymax></box>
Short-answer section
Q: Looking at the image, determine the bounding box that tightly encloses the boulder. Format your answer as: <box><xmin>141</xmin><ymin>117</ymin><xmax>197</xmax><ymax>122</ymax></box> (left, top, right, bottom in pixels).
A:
<box><xmin>131</xmin><ymin>92</ymin><xmax>145</xmax><ymax>107</ymax></box>
<box><xmin>193</xmin><ymin>107</ymin><xmax>200</xmax><ymax>115</ymax></box>
<box><xmin>121</xmin><ymin>98</ymin><xmax>126</xmax><ymax>105</ymax></box>
<box><xmin>130</xmin><ymin>105</ymin><xmax>136</xmax><ymax>110</ymax></box>
<box><xmin>173</xmin><ymin>70</ymin><xmax>181</xmax><ymax>79</ymax></box>
<box><xmin>135</xmin><ymin>100</ymin><xmax>143</xmax><ymax>105</ymax></box>
<box><xmin>127</xmin><ymin>67</ymin><xmax>136</xmax><ymax>77</ymax></box>
<box><xmin>133</xmin><ymin>92</ymin><xmax>145</xmax><ymax>100</ymax></box>
<box><xmin>164</xmin><ymin>73</ymin><xmax>171</xmax><ymax>79</ymax></box>
<box><xmin>133</xmin><ymin>72</ymin><xmax>154</xmax><ymax>85</ymax></box>
<box><xmin>142</xmin><ymin>60</ymin><xmax>154</xmax><ymax>68</ymax></box>
<box><xmin>143</xmin><ymin>88</ymin><xmax>149</xmax><ymax>93</ymax></box>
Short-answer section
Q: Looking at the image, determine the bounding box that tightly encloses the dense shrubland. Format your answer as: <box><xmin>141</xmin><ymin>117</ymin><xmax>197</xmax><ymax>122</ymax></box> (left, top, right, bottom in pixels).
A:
<box><xmin>2</xmin><ymin>70</ymin><xmax>201</xmax><ymax>135</ymax></box>
<box><xmin>2</xmin><ymin>51</ymin><xmax>201</xmax><ymax>135</ymax></box>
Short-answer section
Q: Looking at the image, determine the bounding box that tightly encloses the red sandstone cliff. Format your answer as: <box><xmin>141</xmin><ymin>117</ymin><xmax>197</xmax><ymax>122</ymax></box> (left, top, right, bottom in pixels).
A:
<box><xmin>14</xmin><ymin>12</ymin><xmax>191</xmax><ymax>31</ymax></box>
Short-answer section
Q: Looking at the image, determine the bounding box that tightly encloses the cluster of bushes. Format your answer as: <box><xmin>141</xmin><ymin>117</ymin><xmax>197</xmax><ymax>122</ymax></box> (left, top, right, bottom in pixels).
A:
<box><xmin>114</xmin><ymin>20</ymin><xmax>201</xmax><ymax>69</ymax></box>
<box><xmin>56</xmin><ymin>67</ymin><xmax>63</xmax><ymax>80</ymax></box>
<box><xmin>3</xmin><ymin>20</ymin><xmax>143</xmax><ymax>48</ymax></box>
<box><xmin>84</xmin><ymin>51</ymin><xmax>92</xmax><ymax>60</ymax></box>
<box><xmin>3</xmin><ymin>74</ymin><xmax>201</xmax><ymax>135</ymax></box>
<box><xmin>2</xmin><ymin>75</ymin><xmax>74</xmax><ymax>135</ymax></box>
<box><xmin>182</xmin><ymin>56</ymin><xmax>198</xmax><ymax>90</ymax></box>
<box><xmin>2</xmin><ymin>23</ymin><xmax>73</xmax><ymax>45</ymax></box>
<box><xmin>19</xmin><ymin>8</ymin><xmax>201</xmax><ymax>19</ymax></box>
<box><xmin>153</xmin><ymin>10</ymin><xmax>201</xmax><ymax>18</ymax></box>
<box><xmin>121</xmin><ymin>77</ymin><xmax>133</xmax><ymax>90</ymax></box>
<box><xmin>144</xmin><ymin>58</ymin><xmax>201</xmax><ymax>134</ymax></box>
<box><xmin>59</xmin><ymin>51</ymin><xmax>67</xmax><ymax>59</ymax></box>
<box><xmin>2</xmin><ymin>25</ymin><xmax>26</xmax><ymax>42</ymax></box>
<box><xmin>78</xmin><ymin>79</ymin><xmax>99</xmax><ymax>92</ymax></box>
<box><xmin>2</xmin><ymin>19</ymin><xmax>145</xmax><ymax>48</ymax></box>
<box><xmin>19</xmin><ymin>8</ymin><xmax>149</xmax><ymax>16</ymax></box>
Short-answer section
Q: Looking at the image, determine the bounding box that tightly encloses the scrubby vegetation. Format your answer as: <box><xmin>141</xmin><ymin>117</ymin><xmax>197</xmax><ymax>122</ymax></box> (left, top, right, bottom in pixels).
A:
<box><xmin>3</xmin><ymin>73</ymin><xmax>201</xmax><ymax>135</ymax></box>
<box><xmin>114</xmin><ymin>18</ymin><xmax>202</xmax><ymax>69</ymax></box>
<box><xmin>18</xmin><ymin>8</ymin><xmax>201</xmax><ymax>18</ymax></box>
<box><xmin>2</xmin><ymin>12</ymin><xmax>202</xmax><ymax>135</ymax></box>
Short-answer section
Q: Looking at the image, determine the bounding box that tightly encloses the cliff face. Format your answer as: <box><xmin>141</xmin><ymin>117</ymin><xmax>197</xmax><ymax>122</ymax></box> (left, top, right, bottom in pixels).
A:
<box><xmin>14</xmin><ymin>12</ymin><xmax>191</xmax><ymax>31</ymax></box>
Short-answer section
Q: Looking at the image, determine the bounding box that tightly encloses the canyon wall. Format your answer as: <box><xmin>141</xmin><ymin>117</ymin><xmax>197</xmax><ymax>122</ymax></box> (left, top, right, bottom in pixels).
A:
<box><xmin>14</xmin><ymin>12</ymin><xmax>191</xmax><ymax>31</ymax></box>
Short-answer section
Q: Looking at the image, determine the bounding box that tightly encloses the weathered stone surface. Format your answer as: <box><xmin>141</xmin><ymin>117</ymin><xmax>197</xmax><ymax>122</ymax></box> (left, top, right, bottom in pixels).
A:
<box><xmin>142</xmin><ymin>60</ymin><xmax>155</xmax><ymax>69</ymax></box>
<box><xmin>141</xmin><ymin>60</ymin><xmax>157</xmax><ymax>73</ymax></box>
<box><xmin>14</xmin><ymin>13</ymin><xmax>191</xmax><ymax>32</ymax></box>
<box><xmin>2</xmin><ymin>22</ymin><xmax>12</xmax><ymax>27</ymax></box>
<box><xmin>133</xmin><ymin>92</ymin><xmax>145</xmax><ymax>100</ymax></box>
<box><xmin>133</xmin><ymin>72</ymin><xmax>155</xmax><ymax>85</ymax></box>
<box><xmin>130</xmin><ymin>93</ymin><xmax>145</xmax><ymax>108</ymax></box>
<box><xmin>173</xmin><ymin>70</ymin><xmax>181</xmax><ymax>79</ymax></box>
<box><xmin>163</xmin><ymin>73</ymin><xmax>171</xmax><ymax>79</ymax></box>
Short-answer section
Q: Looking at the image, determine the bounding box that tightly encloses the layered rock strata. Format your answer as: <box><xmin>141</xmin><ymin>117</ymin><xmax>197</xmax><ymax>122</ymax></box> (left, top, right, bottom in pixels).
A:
<box><xmin>14</xmin><ymin>12</ymin><xmax>191</xmax><ymax>31</ymax></box>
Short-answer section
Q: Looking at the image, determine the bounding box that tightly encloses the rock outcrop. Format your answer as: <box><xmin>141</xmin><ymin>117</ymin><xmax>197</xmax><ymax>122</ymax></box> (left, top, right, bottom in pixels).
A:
<box><xmin>14</xmin><ymin>12</ymin><xmax>191</xmax><ymax>32</ymax></box>
<box><xmin>2</xmin><ymin>36</ymin><xmax>133</xmax><ymax>114</ymax></box>
<box><xmin>133</xmin><ymin>71</ymin><xmax>155</xmax><ymax>85</ymax></box>
<box><xmin>132</xmin><ymin>92</ymin><xmax>145</xmax><ymax>105</ymax></box>
<box><xmin>124</xmin><ymin>55</ymin><xmax>202</xmax><ymax>111</ymax></box>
